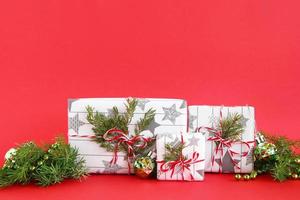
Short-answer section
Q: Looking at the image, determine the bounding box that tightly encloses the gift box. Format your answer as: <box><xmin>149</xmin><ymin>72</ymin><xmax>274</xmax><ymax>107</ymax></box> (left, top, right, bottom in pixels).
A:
<box><xmin>156</xmin><ymin>132</ymin><xmax>205</xmax><ymax>181</ymax></box>
<box><xmin>68</xmin><ymin>98</ymin><xmax>188</xmax><ymax>174</ymax></box>
<box><xmin>188</xmin><ymin>106</ymin><xmax>255</xmax><ymax>173</ymax></box>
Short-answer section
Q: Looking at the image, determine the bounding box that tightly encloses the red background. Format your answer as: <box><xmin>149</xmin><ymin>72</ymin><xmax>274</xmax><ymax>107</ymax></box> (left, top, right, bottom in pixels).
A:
<box><xmin>0</xmin><ymin>0</ymin><xmax>299</xmax><ymax>199</ymax></box>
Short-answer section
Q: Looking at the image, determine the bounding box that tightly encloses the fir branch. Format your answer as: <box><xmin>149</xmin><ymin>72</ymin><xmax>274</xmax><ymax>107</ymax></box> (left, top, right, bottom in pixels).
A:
<box><xmin>124</xmin><ymin>98</ymin><xmax>138</xmax><ymax>125</ymax></box>
<box><xmin>86</xmin><ymin>98</ymin><xmax>156</xmax><ymax>154</ymax></box>
<box><xmin>135</xmin><ymin>109</ymin><xmax>156</xmax><ymax>135</ymax></box>
<box><xmin>164</xmin><ymin>142</ymin><xmax>186</xmax><ymax>162</ymax></box>
<box><xmin>254</xmin><ymin>132</ymin><xmax>300</xmax><ymax>181</ymax></box>
<box><xmin>218</xmin><ymin>113</ymin><xmax>244</xmax><ymax>141</ymax></box>
<box><xmin>0</xmin><ymin>138</ymin><xmax>87</xmax><ymax>187</ymax></box>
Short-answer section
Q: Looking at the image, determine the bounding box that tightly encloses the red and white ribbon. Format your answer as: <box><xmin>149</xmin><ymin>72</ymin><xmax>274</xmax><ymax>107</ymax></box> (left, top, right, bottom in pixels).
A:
<box><xmin>157</xmin><ymin>134</ymin><xmax>204</xmax><ymax>181</ymax></box>
<box><xmin>196</xmin><ymin>111</ymin><xmax>254</xmax><ymax>173</ymax></box>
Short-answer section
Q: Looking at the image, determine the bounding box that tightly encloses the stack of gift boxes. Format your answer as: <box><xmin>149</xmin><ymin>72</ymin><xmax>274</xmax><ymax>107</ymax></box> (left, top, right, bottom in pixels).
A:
<box><xmin>68</xmin><ymin>98</ymin><xmax>255</xmax><ymax>181</ymax></box>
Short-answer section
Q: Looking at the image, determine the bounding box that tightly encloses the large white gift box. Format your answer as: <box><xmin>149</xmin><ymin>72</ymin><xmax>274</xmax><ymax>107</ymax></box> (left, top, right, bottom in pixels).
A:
<box><xmin>156</xmin><ymin>132</ymin><xmax>205</xmax><ymax>181</ymax></box>
<box><xmin>68</xmin><ymin>98</ymin><xmax>188</xmax><ymax>174</ymax></box>
<box><xmin>189</xmin><ymin>106</ymin><xmax>255</xmax><ymax>173</ymax></box>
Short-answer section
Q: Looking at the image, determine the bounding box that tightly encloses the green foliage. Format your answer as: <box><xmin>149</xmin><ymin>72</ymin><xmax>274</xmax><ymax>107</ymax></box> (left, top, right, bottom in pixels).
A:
<box><xmin>0</xmin><ymin>138</ymin><xmax>87</xmax><ymax>187</ymax></box>
<box><xmin>164</xmin><ymin>142</ymin><xmax>186</xmax><ymax>162</ymax></box>
<box><xmin>218</xmin><ymin>113</ymin><xmax>244</xmax><ymax>141</ymax></box>
<box><xmin>86</xmin><ymin>98</ymin><xmax>156</xmax><ymax>154</ymax></box>
<box><xmin>254</xmin><ymin>132</ymin><xmax>300</xmax><ymax>182</ymax></box>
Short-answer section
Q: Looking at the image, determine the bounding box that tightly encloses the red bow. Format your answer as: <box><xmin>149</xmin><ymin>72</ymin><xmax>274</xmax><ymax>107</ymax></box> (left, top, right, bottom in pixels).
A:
<box><xmin>103</xmin><ymin>128</ymin><xmax>151</xmax><ymax>174</ymax></box>
<box><xmin>157</xmin><ymin>134</ymin><xmax>204</xmax><ymax>181</ymax></box>
<box><xmin>196</xmin><ymin>111</ymin><xmax>254</xmax><ymax>173</ymax></box>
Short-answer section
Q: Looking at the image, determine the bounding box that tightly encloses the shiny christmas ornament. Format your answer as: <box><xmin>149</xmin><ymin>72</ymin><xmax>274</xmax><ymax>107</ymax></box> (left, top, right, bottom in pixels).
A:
<box><xmin>295</xmin><ymin>158</ymin><xmax>300</xmax><ymax>164</ymax></box>
<box><xmin>234</xmin><ymin>174</ymin><xmax>242</xmax><ymax>180</ymax></box>
<box><xmin>254</xmin><ymin>142</ymin><xmax>277</xmax><ymax>160</ymax></box>
<box><xmin>134</xmin><ymin>156</ymin><xmax>155</xmax><ymax>178</ymax></box>
<box><xmin>4</xmin><ymin>148</ymin><xmax>17</xmax><ymax>160</ymax></box>
<box><xmin>243</xmin><ymin>174</ymin><xmax>250</xmax><ymax>180</ymax></box>
<box><xmin>292</xmin><ymin>174</ymin><xmax>298</xmax><ymax>179</ymax></box>
<box><xmin>30</xmin><ymin>166</ymin><xmax>36</xmax><ymax>171</ymax></box>
<box><xmin>44</xmin><ymin>155</ymin><xmax>49</xmax><ymax>160</ymax></box>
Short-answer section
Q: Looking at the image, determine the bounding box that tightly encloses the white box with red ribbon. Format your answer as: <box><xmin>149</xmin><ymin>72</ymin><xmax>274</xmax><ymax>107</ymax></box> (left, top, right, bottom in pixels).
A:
<box><xmin>188</xmin><ymin>106</ymin><xmax>255</xmax><ymax>173</ymax></box>
<box><xmin>68</xmin><ymin>98</ymin><xmax>188</xmax><ymax>174</ymax></box>
<box><xmin>156</xmin><ymin>132</ymin><xmax>205</xmax><ymax>181</ymax></box>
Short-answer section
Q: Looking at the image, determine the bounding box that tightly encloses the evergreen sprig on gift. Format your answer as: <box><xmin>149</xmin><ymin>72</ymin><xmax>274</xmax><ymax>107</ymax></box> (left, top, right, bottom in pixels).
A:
<box><xmin>0</xmin><ymin>138</ymin><xmax>87</xmax><ymax>187</ymax></box>
<box><xmin>254</xmin><ymin>132</ymin><xmax>300</xmax><ymax>181</ymax></box>
<box><xmin>218</xmin><ymin>113</ymin><xmax>244</xmax><ymax>141</ymax></box>
<box><xmin>164</xmin><ymin>142</ymin><xmax>186</xmax><ymax>162</ymax></box>
<box><xmin>86</xmin><ymin>98</ymin><xmax>156</xmax><ymax>154</ymax></box>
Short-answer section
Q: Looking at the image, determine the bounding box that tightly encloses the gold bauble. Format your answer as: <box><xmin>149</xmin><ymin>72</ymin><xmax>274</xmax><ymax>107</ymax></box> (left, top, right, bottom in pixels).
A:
<box><xmin>243</xmin><ymin>174</ymin><xmax>250</xmax><ymax>180</ymax></box>
<box><xmin>234</xmin><ymin>174</ymin><xmax>242</xmax><ymax>180</ymax></box>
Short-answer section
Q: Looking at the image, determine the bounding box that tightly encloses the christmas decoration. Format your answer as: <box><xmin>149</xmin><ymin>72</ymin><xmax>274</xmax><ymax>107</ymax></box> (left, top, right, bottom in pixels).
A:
<box><xmin>156</xmin><ymin>132</ymin><xmax>205</xmax><ymax>181</ymax></box>
<box><xmin>254</xmin><ymin>131</ymin><xmax>300</xmax><ymax>181</ymax></box>
<box><xmin>243</xmin><ymin>174</ymin><xmax>250</xmax><ymax>180</ymax></box>
<box><xmin>0</xmin><ymin>138</ymin><xmax>86</xmax><ymax>187</ymax></box>
<box><xmin>134</xmin><ymin>156</ymin><xmax>155</xmax><ymax>178</ymax></box>
<box><xmin>68</xmin><ymin>98</ymin><xmax>187</xmax><ymax>173</ymax></box>
<box><xmin>234</xmin><ymin>174</ymin><xmax>242</xmax><ymax>180</ymax></box>
<box><xmin>190</xmin><ymin>106</ymin><xmax>255</xmax><ymax>173</ymax></box>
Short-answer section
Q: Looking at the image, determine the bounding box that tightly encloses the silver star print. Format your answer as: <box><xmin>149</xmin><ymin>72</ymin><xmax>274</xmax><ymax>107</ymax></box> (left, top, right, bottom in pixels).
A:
<box><xmin>189</xmin><ymin>115</ymin><xmax>197</xmax><ymax>130</ymax></box>
<box><xmin>215</xmin><ymin>150</ymin><xmax>241</xmax><ymax>173</ymax></box>
<box><xmin>68</xmin><ymin>113</ymin><xmax>85</xmax><ymax>133</ymax></box>
<box><xmin>241</xmin><ymin>116</ymin><xmax>249</xmax><ymax>127</ymax></box>
<box><xmin>187</xmin><ymin>135</ymin><xmax>200</xmax><ymax>147</ymax></box>
<box><xmin>196</xmin><ymin>169</ymin><xmax>204</xmax><ymax>178</ymax></box>
<box><xmin>209</xmin><ymin>115</ymin><xmax>218</xmax><ymax>126</ymax></box>
<box><xmin>246</xmin><ymin>147</ymin><xmax>254</xmax><ymax>166</ymax></box>
<box><xmin>148</xmin><ymin>120</ymin><xmax>160</xmax><ymax>134</ymax></box>
<box><xmin>102</xmin><ymin>160</ymin><xmax>122</xmax><ymax>174</ymax></box>
<box><xmin>157</xmin><ymin>169</ymin><xmax>164</xmax><ymax>178</ymax></box>
<box><xmin>162</xmin><ymin>104</ymin><xmax>182</xmax><ymax>124</ymax></box>
<box><xmin>68</xmin><ymin>99</ymin><xmax>78</xmax><ymax>111</ymax></box>
<box><xmin>107</xmin><ymin>108</ymin><xmax>115</xmax><ymax>117</ymax></box>
<box><xmin>157</xmin><ymin>133</ymin><xmax>174</xmax><ymax>141</ymax></box>
<box><xmin>180</xmin><ymin>100</ymin><xmax>187</xmax><ymax>109</ymax></box>
<box><xmin>170</xmin><ymin>137</ymin><xmax>181</xmax><ymax>149</ymax></box>
<box><xmin>137</xmin><ymin>99</ymin><xmax>150</xmax><ymax>110</ymax></box>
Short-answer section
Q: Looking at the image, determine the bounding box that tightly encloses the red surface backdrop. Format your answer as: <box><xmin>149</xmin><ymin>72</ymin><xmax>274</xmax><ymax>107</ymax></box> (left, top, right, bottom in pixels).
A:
<box><xmin>0</xmin><ymin>0</ymin><xmax>300</xmax><ymax>199</ymax></box>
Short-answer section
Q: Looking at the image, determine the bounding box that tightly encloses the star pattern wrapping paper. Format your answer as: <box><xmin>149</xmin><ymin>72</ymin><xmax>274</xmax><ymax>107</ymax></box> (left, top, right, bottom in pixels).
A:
<box><xmin>68</xmin><ymin>98</ymin><xmax>188</xmax><ymax>174</ymax></box>
<box><xmin>156</xmin><ymin>132</ymin><xmax>205</xmax><ymax>181</ymax></box>
<box><xmin>188</xmin><ymin>106</ymin><xmax>255</xmax><ymax>173</ymax></box>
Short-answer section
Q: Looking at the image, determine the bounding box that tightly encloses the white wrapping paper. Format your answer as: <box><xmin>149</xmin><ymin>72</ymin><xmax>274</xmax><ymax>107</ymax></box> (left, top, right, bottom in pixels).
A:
<box><xmin>189</xmin><ymin>106</ymin><xmax>255</xmax><ymax>173</ymax></box>
<box><xmin>156</xmin><ymin>132</ymin><xmax>205</xmax><ymax>181</ymax></box>
<box><xmin>68</xmin><ymin>98</ymin><xmax>188</xmax><ymax>174</ymax></box>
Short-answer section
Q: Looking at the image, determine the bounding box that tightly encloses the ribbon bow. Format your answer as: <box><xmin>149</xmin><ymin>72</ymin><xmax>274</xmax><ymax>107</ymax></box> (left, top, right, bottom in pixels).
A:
<box><xmin>103</xmin><ymin>128</ymin><xmax>151</xmax><ymax>173</ymax></box>
<box><xmin>196</xmin><ymin>111</ymin><xmax>254</xmax><ymax>173</ymax></box>
<box><xmin>157</xmin><ymin>134</ymin><xmax>204</xmax><ymax>181</ymax></box>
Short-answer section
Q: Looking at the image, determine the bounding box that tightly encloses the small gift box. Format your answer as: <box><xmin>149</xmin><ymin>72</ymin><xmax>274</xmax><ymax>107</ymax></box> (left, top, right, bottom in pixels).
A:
<box><xmin>189</xmin><ymin>106</ymin><xmax>255</xmax><ymax>173</ymax></box>
<box><xmin>156</xmin><ymin>132</ymin><xmax>205</xmax><ymax>181</ymax></box>
<box><xmin>68</xmin><ymin>98</ymin><xmax>188</xmax><ymax>174</ymax></box>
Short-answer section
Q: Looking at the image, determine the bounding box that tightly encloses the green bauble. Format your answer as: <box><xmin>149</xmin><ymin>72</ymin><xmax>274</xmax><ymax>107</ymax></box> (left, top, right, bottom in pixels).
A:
<box><xmin>44</xmin><ymin>155</ymin><xmax>49</xmax><ymax>160</ymax></box>
<box><xmin>134</xmin><ymin>156</ymin><xmax>155</xmax><ymax>178</ymax></box>
<box><xmin>250</xmin><ymin>171</ymin><xmax>257</xmax><ymax>179</ymax></box>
